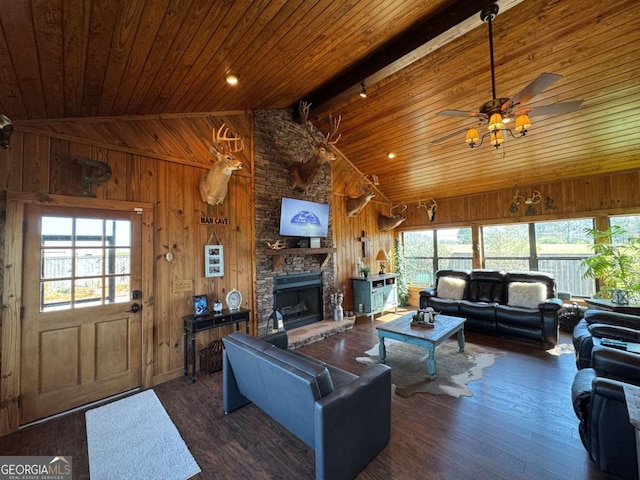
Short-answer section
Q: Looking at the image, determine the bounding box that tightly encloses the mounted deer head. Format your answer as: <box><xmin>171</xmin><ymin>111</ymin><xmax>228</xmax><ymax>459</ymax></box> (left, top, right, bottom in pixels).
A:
<box><xmin>418</xmin><ymin>199</ymin><xmax>437</xmax><ymax>222</ymax></box>
<box><xmin>378</xmin><ymin>204</ymin><xmax>407</xmax><ymax>231</ymax></box>
<box><xmin>199</xmin><ymin>124</ymin><xmax>244</xmax><ymax>205</ymax></box>
<box><xmin>346</xmin><ymin>174</ymin><xmax>378</xmax><ymax>217</ymax></box>
<box><xmin>291</xmin><ymin>101</ymin><xmax>341</xmax><ymax>192</ymax></box>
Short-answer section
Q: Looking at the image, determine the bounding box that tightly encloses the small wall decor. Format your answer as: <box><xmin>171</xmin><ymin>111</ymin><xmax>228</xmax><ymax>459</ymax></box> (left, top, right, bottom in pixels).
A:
<box><xmin>205</xmin><ymin>245</ymin><xmax>224</xmax><ymax>278</ymax></box>
<box><xmin>76</xmin><ymin>157</ymin><xmax>112</xmax><ymax>197</ymax></box>
<box><xmin>193</xmin><ymin>294</ymin><xmax>209</xmax><ymax>317</ymax></box>
<box><xmin>510</xmin><ymin>189</ymin><xmax>542</xmax><ymax>215</ymax></box>
<box><xmin>417</xmin><ymin>199</ymin><xmax>437</xmax><ymax>222</ymax></box>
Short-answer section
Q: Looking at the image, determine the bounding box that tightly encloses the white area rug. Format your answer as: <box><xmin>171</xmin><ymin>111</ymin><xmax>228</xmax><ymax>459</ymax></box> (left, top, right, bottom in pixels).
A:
<box><xmin>86</xmin><ymin>390</ymin><xmax>200</xmax><ymax>480</ymax></box>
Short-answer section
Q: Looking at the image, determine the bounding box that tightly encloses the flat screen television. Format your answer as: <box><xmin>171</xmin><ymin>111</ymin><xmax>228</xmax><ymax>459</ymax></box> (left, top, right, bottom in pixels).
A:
<box><xmin>279</xmin><ymin>197</ymin><xmax>329</xmax><ymax>238</ymax></box>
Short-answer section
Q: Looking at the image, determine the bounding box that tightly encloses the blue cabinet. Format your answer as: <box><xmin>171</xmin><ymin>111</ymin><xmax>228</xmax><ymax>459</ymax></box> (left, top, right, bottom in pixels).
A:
<box><xmin>352</xmin><ymin>274</ymin><xmax>398</xmax><ymax>321</ymax></box>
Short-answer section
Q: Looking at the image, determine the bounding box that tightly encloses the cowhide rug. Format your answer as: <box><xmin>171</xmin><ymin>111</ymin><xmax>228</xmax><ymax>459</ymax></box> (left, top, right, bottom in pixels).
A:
<box><xmin>356</xmin><ymin>339</ymin><xmax>506</xmax><ymax>398</ymax></box>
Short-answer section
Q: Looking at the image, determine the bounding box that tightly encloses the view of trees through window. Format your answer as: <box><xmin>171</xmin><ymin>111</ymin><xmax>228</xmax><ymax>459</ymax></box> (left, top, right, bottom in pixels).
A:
<box><xmin>402</xmin><ymin>215</ymin><xmax>639</xmax><ymax>298</ymax></box>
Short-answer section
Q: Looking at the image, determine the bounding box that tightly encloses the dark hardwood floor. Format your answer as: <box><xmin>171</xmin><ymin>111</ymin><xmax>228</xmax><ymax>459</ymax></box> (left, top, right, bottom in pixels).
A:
<box><xmin>0</xmin><ymin>318</ymin><xmax>619</xmax><ymax>479</ymax></box>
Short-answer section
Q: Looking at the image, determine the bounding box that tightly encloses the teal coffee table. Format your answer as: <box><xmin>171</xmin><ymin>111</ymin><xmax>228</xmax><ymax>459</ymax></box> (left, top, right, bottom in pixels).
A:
<box><xmin>376</xmin><ymin>313</ymin><xmax>466</xmax><ymax>380</ymax></box>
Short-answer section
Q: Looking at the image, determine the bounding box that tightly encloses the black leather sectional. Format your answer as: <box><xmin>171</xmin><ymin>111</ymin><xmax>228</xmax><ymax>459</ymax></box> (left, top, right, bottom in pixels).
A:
<box><xmin>420</xmin><ymin>269</ymin><xmax>562</xmax><ymax>346</ymax></box>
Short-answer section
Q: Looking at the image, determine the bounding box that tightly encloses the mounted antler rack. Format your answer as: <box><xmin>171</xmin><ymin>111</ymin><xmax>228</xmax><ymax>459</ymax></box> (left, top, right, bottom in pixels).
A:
<box><xmin>417</xmin><ymin>199</ymin><xmax>437</xmax><ymax>222</ymax></box>
<box><xmin>510</xmin><ymin>189</ymin><xmax>542</xmax><ymax>216</ymax></box>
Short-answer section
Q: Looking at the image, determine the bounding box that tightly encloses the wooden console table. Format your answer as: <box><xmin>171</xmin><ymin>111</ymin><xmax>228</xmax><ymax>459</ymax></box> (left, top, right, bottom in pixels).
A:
<box><xmin>183</xmin><ymin>308</ymin><xmax>250</xmax><ymax>382</ymax></box>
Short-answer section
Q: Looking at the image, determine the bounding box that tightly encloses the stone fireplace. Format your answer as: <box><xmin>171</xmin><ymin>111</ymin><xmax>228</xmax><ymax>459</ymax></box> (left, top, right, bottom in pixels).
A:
<box><xmin>253</xmin><ymin>109</ymin><xmax>336</xmax><ymax>335</ymax></box>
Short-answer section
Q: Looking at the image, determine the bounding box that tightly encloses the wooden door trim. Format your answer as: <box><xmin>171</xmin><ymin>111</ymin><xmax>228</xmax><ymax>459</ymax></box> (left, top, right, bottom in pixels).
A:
<box><xmin>0</xmin><ymin>192</ymin><xmax>154</xmax><ymax>436</ymax></box>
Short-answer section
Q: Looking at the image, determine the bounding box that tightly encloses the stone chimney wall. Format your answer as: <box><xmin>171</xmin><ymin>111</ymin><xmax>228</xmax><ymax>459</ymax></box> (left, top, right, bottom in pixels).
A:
<box><xmin>253</xmin><ymin>109</ymin><xmax>336</xmax><ymax>335</ymax></box>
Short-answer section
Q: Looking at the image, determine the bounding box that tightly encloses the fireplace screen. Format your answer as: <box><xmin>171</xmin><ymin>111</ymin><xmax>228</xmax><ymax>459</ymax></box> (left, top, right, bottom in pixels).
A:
<box><xmin>273</xmin><ymin>273</ymin><xmax>323</xmax><ymax>330</ymax></box>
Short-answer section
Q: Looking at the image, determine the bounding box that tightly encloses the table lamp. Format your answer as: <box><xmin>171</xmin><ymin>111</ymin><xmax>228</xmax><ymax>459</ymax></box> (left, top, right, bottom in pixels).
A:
<box><xmin>376</xmin><ymin>249</ymin><xmax>390</xmax><ymax>274</ymax></box>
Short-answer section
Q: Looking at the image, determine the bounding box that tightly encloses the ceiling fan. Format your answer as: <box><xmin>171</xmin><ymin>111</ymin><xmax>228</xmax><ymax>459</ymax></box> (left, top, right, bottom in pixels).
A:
<box><xmin>434</xmin><ymin>3</ymin><xmax>583</xmax><ymax>148</ymax></box>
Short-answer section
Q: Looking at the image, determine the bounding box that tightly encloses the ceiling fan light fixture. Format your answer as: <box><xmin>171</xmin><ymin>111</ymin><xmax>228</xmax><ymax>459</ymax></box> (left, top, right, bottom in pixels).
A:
<box><xmin>488</xmin><ymin>113</ymin><xmax>504</xmax><ymax>131</ymax></box>
<box><xmin>465</xmin><ymin>127</ymin><xmax>480</xmax><ymax>147</ymax></box>
<box><xmin>490</xmin><ymin>130</ymin><xmax>504</xmax><ymax>148</ymax></box>
<box><xmin>515</xmin><ymin>113</ymin><xmax>532</xmax><ymax>133</ymax></box>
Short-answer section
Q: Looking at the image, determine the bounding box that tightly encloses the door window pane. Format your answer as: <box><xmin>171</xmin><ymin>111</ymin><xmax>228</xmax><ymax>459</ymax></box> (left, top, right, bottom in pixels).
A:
<box><xmin>39</xmin><ymin>216</ymin><xmax>131</xmax><ymax>311</ymax></box>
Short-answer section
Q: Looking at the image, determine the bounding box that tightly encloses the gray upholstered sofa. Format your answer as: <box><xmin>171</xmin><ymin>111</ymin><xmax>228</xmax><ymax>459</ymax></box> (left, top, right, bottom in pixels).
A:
<box><xmin>420</xmin><ymin>269</ymin><xmax>562</xmax><ymax>346</ymax></box>
<box><xmin>222</xmin><ymin>331</ymin><xmax>391</xmax><ymax>480</ymax></box>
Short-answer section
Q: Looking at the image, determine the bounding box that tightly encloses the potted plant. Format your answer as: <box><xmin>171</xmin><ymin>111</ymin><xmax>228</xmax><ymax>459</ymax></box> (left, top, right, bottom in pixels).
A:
<box><xmin>580</xmin><ymin>226</ymin><xmax>640</xmax><ymax>304</ymax></box>
<box><xmin>360</xmin><ymin>266</ymin><xmax>372</xmax><ymax>278</ymax></box>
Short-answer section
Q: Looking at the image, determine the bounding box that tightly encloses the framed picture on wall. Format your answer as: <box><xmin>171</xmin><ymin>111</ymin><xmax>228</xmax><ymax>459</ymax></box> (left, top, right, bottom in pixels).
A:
<box><xmin>193</xmin><ymin>295</ymin><xmax>209</xmax><ymax>317</ymax></box>
<box><xmin>205</xmin><ymin>245</ymin><xmax>224</xmax><ymax>278</ymax></box>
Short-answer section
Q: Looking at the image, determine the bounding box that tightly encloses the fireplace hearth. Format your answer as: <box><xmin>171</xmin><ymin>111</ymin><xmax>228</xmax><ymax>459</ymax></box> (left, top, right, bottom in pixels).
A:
<box><xmin>273</xmin><ymin>273</ymin><xmax>323</xmax><ymax>330</ymax></box>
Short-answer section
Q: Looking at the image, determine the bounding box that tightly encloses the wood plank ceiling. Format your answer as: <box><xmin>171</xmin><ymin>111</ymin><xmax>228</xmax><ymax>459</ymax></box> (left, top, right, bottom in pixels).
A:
<box><xmin>1</xmin><ymin>0</ymin><xmax>639</xmax><ymax>205</ymax></box>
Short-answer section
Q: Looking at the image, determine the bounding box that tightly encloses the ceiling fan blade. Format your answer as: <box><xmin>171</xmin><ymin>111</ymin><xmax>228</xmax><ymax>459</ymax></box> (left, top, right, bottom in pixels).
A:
<box><xmin>437</xmin><ymin>109</ymin><xmax>485</xmax><ymax>118</ymax></box>
<box><xmin>502</xmin><ymin>73</ymin><xmax>562</xmax><ymax>111</ymax></box>
<box><xmin>519</xmin><ymin>100</ymin><xmax>584</xmax><ymax>117</ymax></box>
<box><xmin>431</xmin><ymin>126</ymin><xmax>473</xmax><ymax>144</ymax></box>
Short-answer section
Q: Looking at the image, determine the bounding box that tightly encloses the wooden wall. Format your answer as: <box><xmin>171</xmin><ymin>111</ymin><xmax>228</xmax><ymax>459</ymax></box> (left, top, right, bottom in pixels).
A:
<box><xmin>1</xmin><ymin>109</ymin><xmax>639</xmax><ymax>436</ymax></box>
<box><xmin>400</xmin><ymin>169</ymin><xmax>640</xmax><ymax>229</ymax></box>
<box><xmin>0</xmin><ymin>114</ymin><xmax>255</xmax><ymax>436</ymax></box>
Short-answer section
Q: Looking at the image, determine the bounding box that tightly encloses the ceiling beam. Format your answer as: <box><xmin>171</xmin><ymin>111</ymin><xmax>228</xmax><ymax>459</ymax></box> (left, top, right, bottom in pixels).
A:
<box><xmin>293</xmin><ymin>0</ymin><xmax>524</xmax><ymax>118</ymax></box>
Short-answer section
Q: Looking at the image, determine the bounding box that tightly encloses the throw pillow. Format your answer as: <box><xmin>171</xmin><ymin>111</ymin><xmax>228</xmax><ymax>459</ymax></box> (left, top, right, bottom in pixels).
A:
<box><xmin>507</xmin><ymin>282</ymin><xmax>547</xmax><ymax>309</ymax></box>
<box><xmin>437</xmin><ymin>277</ymin><xmax>467</xmax><ymax>300</ymax></box>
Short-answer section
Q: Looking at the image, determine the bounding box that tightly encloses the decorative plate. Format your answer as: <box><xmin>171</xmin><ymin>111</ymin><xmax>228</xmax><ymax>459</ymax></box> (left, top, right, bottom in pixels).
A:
<box><xmin>226</xmin><ymin>289</ymin><xmax>242</xmax><ymax>310</ymax></box>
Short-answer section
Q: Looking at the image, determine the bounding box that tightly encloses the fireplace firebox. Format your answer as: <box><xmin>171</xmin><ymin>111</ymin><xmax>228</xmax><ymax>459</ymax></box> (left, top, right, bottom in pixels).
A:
<box><xmin>273</xmin><ymin>273</ymin><xmax>323</xmax><ymax>330</ymax></box>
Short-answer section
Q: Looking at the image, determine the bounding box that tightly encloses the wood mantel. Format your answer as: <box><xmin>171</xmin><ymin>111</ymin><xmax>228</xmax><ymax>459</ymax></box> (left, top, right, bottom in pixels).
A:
<box><xmin>264</xmin><ymin>247</ymin><xmax>336</xmax><ymax>270</ymax></box>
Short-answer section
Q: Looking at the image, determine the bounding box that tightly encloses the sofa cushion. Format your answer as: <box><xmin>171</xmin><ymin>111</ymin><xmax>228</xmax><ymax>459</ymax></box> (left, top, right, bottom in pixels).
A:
<box><xmin>263</xmin><ymin>346</ymin><xmax>334</xmax><ymax>397</ymax></box>
<box><xmin>467</xmin><ymin>270</ymin><xmax>506</xmax><ymax>303</ymax></box>
<box><xmin>437</xmin><ymin>276</ymin><xmax>467</xmax><ymax>300</ymax></box>
<box><xmin>507</xmin><ymin>282</ymin><xmax>547</xmax><ymax>309</ymax></box>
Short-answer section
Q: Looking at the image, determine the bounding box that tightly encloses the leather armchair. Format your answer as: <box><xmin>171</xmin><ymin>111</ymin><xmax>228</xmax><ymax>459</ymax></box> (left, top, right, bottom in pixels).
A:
<box><xmin>571</xmin><ymin>370</ymin><xmax>637</xmax><ymax>479</ymax></box>
<box><xmin>573</xmin><ymin>309</ymin><xmax>640</xmax><ymax>368</ymax></box>
<box><xmin>571</xmin><ymin>345</ymin><xmax>640</xmax><ymax>479</ymax></box>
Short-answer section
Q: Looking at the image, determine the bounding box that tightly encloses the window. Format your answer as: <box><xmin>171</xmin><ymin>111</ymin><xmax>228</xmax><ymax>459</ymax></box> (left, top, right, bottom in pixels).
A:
<box><xmin>40</xmin><ymin>216</ymin><xmax>132</xmax><ymax>311</ymax></box>
<box><xmin>403</xmin><ymin>230</ymin><xmax>434</xmax><ymax>286</ymax></box>
<box><xmin>610</xmin><ymin>215</ymin><xmax>640</xmax><ymax>242</ymax></box>
<box><xmin>482</xmin><ymin>224</ymin><xmax>530</xmax><ymax>270</ymax></box>
<box><xmin>403</xmin><ymin>228</ymin><xmax>472</xmax><ymax>286</ymax></box>
<box><xmin>535</xmin><ymin>219</ymin><xmax>594</xmax><ymax>296</ymax></box>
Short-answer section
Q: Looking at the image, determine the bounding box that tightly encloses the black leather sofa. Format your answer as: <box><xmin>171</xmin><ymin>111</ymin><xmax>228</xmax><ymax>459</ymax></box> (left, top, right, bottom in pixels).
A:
<box><xmin>420</xmin><ymin>269</ymin><xmax>562</xmax><ymax>346</ymax></box>
<box><xmin>222</xmin><ymin>331</ymin><xmax>391</xmax><ymax>480</ymax></box>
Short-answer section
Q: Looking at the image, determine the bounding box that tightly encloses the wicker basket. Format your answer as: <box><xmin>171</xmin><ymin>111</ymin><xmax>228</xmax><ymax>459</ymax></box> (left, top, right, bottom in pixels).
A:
<box><xmin>199</xmin><ymin>339</ymin><xmax>224</xmax><ymax>374</ymax></box>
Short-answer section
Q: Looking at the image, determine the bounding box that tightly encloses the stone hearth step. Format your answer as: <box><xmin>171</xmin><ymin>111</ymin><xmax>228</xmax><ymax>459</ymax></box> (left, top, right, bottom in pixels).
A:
<box><xmin>287</xmin><ymin>318</ymin><xmax>356</xmax><ymax>350</ymax></box>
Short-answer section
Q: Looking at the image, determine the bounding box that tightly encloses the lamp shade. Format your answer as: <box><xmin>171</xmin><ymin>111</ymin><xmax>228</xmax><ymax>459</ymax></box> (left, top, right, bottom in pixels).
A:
<box><xmin>375</xmin><ymin>249</ymin><xmax>389</xmax><ymax>261</ymax></box>
<box><xmin>490</xmin><ymin>130</ymin><xmax>504</xmax><ymax>146</ymax></box>
<box><xmin>515</xmin><ymin>114</ymin><xmax>532</xmax><ymax>132</ymax></box>
<box><xmin>488</xmin><ymin>113</ymin><xmax>504</xmax><ymax>131</ymax></box>
<box><xmin>465</xmin><ymin>127</ymin><xmax>480</xmax><ymax>144</ymax></box>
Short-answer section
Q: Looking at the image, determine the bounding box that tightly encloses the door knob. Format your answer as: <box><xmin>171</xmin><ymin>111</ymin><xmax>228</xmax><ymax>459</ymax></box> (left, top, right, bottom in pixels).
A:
<box><xmin>126</xmin><ymin>303</ymin><xmax>141</xmax><ymax>313</ymax></box>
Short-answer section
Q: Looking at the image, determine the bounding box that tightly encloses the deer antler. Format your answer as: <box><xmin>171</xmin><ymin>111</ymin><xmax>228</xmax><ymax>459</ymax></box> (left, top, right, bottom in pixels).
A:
<box><xmin>212</xmin><ymin>124</ymin><xmax>244</xmax><ymax>155</ymax></box>
<box><xmin>299</xmin><ymin>101</ymin><xmax>341</xmax><ymax>147</ymax></box>
<box><xmin>527</xmin><ymin>190</ymin><xmax>542</xmax><ymax>205</ymax></box>
<box><xmin>513</xmin><ymin>190</ymin><xmax>526</xmax><ymax>206</ymax></box>
<box><xmin>325</xmin><ymin>113</ymin><xmax>341</xmax><ymax>145</ymax></box>
<box><xmin>391</xmin><ymin>204</ymin><xmax>408</xmax><ymax>215</ymax></box>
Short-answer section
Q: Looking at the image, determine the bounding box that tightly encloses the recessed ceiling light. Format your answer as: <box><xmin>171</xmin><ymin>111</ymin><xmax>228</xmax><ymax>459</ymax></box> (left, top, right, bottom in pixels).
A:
<box><xmin>225</xmin><ymin>73</ymin><xmax>240</xmax><ymax>85</ymax></box>
<box><xmin>387</xmin><ymin>152</ymin><xmax>396</xmax><ymax>159</ymax></box>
